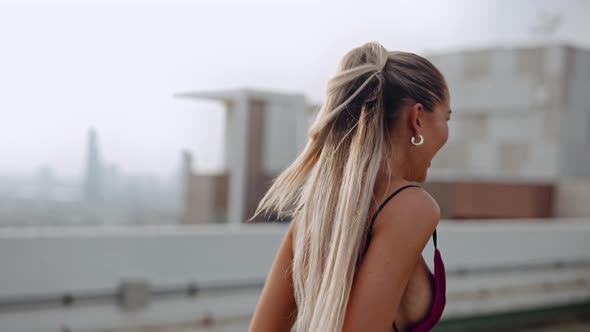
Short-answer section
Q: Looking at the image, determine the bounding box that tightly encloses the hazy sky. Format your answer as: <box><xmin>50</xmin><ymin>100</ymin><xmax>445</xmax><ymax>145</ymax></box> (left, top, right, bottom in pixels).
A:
<box><xmin>1</xmin><ymin>0</ymin><xmax>588</xmax><ymax>178</ymax></box>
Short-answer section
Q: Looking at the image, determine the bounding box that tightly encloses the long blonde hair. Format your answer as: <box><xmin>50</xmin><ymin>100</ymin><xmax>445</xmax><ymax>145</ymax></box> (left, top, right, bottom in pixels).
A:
<box><xmin>250</xmin><ymin>41</ymin><xmax>448</xmax><ymax>331</ymax></box>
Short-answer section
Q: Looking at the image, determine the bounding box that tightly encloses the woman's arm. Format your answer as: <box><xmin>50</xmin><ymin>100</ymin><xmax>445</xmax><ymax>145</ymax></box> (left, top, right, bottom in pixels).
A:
<box><xmin>248</xmin><ymin>220</ymin><xmax>298</xmax><ymax>332</ymax></box>
<box><xmin>342</xmin><ymin>187</ymin><xmax>440</xmax><ymax>332</ymax></box>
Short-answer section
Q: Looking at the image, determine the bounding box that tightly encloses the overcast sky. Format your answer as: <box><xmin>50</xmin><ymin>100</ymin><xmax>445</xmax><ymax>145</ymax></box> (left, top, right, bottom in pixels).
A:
<box><xmin>1</xmin><ymin>0</ymin><xmax>588</xmax><ymax>178</ymax></box>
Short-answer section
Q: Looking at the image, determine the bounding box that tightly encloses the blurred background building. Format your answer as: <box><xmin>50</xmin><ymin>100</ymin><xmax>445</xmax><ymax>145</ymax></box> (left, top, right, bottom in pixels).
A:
<box><xmin>176</xmin><ymin>44</ymin><xmax>590</xmax><ymax>224</ymax></box>
<box><xmin>175</xmin><ymin>89</ymin><xmax>315</xmax><ymax>224</ymax></box>
<box><xmin>426</xmin><ymin>43</ymin><xmax>590</xmax><ymax>219</ymax></box>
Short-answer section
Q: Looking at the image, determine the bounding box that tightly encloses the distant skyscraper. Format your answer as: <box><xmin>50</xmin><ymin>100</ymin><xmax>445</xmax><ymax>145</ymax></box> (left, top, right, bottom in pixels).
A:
<box><xmin>84</xmin><ymin>127</ymin><xmax>102</xmax><ymax>202</ymax></box>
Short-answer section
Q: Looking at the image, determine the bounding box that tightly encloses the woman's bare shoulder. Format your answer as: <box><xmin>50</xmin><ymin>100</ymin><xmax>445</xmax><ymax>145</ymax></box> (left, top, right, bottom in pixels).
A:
<box><xmin>378</xmin><ymin>185</ymin><xmax>439</xmax><ymax>241</ymax></box>
<box><xmin>376</xmin><ymin>183</ymin><xmax>438</xmax><ymax>221</ymax></box>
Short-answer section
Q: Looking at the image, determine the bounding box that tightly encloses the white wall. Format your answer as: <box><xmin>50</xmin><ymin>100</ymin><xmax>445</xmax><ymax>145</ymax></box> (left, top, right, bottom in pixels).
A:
<box><xmin>0</xmin><ymin>220</ymin><xmax>589</xmax><ymax>331</ymax></box>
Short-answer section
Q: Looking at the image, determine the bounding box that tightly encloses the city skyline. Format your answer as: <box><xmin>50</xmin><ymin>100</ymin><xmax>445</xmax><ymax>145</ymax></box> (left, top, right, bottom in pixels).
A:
<box><xmin>1</xmin><ymin>0</ymin><xmax>590</xmax><ymax>178</ymax></box>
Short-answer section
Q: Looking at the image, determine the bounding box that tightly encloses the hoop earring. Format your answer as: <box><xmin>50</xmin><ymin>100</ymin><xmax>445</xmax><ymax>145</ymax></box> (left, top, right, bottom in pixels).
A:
<box><xmin>411</xmin><ymin>134</ymin><xmax>424</xmax><ymax>146</ymax></box>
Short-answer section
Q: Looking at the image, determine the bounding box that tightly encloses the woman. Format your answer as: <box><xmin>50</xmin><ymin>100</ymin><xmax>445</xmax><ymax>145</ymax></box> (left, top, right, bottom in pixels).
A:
<box><xmin>248</xmin><ymin>41</ymin><xmax>451</xmax><ymax>332</ymax></box>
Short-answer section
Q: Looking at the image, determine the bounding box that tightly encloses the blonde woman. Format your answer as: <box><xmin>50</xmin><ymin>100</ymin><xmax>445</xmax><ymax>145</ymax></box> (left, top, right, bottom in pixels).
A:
<box><xmin>248</xmin><ymin>41</ymin><xmax>451</xmax><ymax>332</ymax></box>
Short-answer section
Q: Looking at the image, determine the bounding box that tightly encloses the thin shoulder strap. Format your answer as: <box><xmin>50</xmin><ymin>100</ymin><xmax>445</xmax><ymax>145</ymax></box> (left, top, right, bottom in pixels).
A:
<box><xmin>368</xmin><ymin>184</ymin><xmax>421</xmax><ymax>231</ymax></box>
<box><xmin>433</xmin><ymin>228</ymin><xmax>438</xmax><ymax>249</ymax></box>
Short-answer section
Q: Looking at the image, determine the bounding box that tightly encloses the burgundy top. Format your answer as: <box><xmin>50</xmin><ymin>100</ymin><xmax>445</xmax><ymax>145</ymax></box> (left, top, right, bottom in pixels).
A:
<box><xmin>359</xmin><ymin>184</ymin><xmax>447</xmax><ymax>332</ymax></box>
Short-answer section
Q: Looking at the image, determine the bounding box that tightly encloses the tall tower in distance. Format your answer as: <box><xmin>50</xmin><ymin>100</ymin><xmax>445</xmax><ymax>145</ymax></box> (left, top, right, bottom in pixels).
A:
<box><xmin>83</xmin><ymin>127</ymin><xmax>102</xmax><ymax>203</ymax></box>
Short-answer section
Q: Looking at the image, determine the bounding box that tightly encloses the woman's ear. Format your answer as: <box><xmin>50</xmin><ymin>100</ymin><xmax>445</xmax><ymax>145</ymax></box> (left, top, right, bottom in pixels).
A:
<box><xmin>409</xmin><ymin>102</ymin><xmax>424</xmax><ymax>134</ymax></box>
